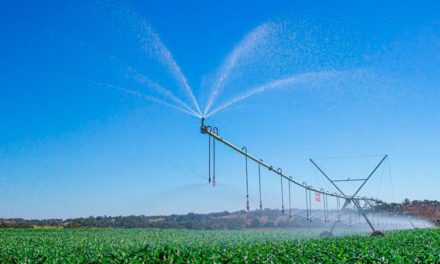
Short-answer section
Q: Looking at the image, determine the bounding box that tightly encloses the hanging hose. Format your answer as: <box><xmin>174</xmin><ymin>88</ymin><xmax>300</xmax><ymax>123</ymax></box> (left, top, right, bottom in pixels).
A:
<box><xmin>303</xmin><ymin>182</ymin><xmax>309</xmax><ymax>221</ymax></box>
<box><xmin>258</xmin><ymin>161</ymin><xmax>263</xmax><ymax>210</ymax></box>
<box><xmin>322</xmin><ymin>189</ymin><xmax>329</xmax><ymax>223</ymax></box>
<box><xmin>325</xmin><ymin>192</ymin><xmax>329</xmax><ymax>223</ymax></box>
<box><xmin>212</xmin><ymin>127</ymin><xmax>218</xmax><ymax>187</ymax></box>
<box><xmin>207</xmin><ymin>126</ymin><xmax>212</xmax><ymax>185</ymax></box>
<box><xmin>303</xmin><ymin>185</ymin><xmax>309</xmax><ymax>221</ymax></box>
<box><xmin>242</xmin><ymin>147</ymin><xmax>249</xmax><ymax>211</ymax></box>
<box><xmin>278</xmin><ymin>168</ymin><xmax>284</xmax><ymax>214</ymax></box>
<box><xmin>372</xmin><ymin>201</ymin><xmax>375</xmax><ymax>225</ymax></box>
<box><xmin>336</xmin><ymin>195</ymin><xmax>341</xmax><ymax>222</ymax></box>
<box><xmin>321</xmin><ymin>189</ymin><xmax>326</xmax><ymax>222</ymax></box>
<box><xmin>381</xmin><ymin>205</ymin><xmax>384</xmax><ymax>225</ymax></box>
<box><xmin>308</xmin><ymin>188</ymin><xmax>312</xmax><ymax>222</ymax></box>
<box><xmin>278</xmin><ymin>169</ymin><xmax>284</xmax><ymax>214</ymax></box>
<box><xmin>349</xmin><ymin>203</ymin><xmax>353</xmax><ymax>226</ymax></box>
<box><xmin>288</xmin><ymin>177</ymin><xmax>292</xmax><ymax>218</ymax></box>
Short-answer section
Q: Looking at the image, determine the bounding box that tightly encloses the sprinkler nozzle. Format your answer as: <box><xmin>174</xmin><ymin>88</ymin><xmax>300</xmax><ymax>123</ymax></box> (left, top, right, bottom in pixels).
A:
<box><xmin>200</xmin><ymin>118</ymin><xmax>208</xmax><ymax>134</ymax></box>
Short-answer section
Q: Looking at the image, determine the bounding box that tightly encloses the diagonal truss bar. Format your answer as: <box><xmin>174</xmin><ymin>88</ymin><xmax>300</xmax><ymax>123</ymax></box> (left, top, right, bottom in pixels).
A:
<box><xmin>309</xmin><ymin>159</ymin><xmax>345</xmax><ymax>195</ymax></box>
<box><xmin>351</xmin><ymin>155</ymin><xmax>388</xmax><ymax>199</ymax></box>
<box><xmin>352</xmin><ymin>198</ymin><xmax>375</xmax><ymax>231</ymax></box>
<box><xmin>310</xmin><ymin>155</ymin><xmax>388</xmax><ymax>233</ymax></box>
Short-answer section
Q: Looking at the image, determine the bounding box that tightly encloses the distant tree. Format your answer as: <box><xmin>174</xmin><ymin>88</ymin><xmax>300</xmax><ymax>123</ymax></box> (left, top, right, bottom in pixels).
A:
<box><xmin>250</xmin><ymin>217</ymin><xmax>261</xmax><ymax>228</ymax></box>
<box><xmin>65</xmin><ymin>221</ymin><xmax>82</xmax><ymax>228</ymax></box>
<box><xmin>0</xmin><ymin>221</ymin><xmax>15</xmax><ymax>228</ymax></box>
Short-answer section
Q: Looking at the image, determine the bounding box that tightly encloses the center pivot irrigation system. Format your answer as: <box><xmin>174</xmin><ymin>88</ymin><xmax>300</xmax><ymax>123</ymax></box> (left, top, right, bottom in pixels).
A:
<box><xmin>200</xmin><ymin>118</ymin><xmax>389</xmax><ymax>236</ymax></box>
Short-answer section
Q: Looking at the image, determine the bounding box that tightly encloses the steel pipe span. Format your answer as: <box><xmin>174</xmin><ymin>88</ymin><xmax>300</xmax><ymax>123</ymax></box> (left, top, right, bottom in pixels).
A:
<box><xmin>200</xmin><ymin>119</ymin><xmax>384</xmax><ymax>204</ymax></box>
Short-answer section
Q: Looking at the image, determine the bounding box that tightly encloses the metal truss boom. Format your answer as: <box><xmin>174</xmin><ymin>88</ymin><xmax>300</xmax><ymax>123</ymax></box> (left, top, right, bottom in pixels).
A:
<box><xmin>200</xmin><ymin>119</ymin><xmax>381</xmax><ymax>204</ymax></box>
<box><xmin>309</xmin><ymin>155</ymin><xmax>388</xmax><ymax>233</ymax></box>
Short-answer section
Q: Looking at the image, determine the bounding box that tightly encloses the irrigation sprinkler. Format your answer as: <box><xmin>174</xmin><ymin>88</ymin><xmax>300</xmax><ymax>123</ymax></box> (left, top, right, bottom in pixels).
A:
<box><xmin>324</xmin><ymin>190</ymin><xmax>329</xmax><ymax>223</ymax></box>
<box><xmin>278</xmin><ymin>168</ymin><xmax>284</xmax><ymax>214</ymax></box>
<box><xmin>207</xmin><ymin>127</ymin><xmax>211</xmax><ymax>184</ymax></box>
<box><xmin>258</xmin><ymin>161</ymin><xmax>263</xmax><ymax>210</ymax></box>
<box><xmin>288</xmin><ymin>176</ymin><xmax>292</xmax><ymax>218</ymax></box>
<box><xmin>320</xmin><ymin>189</ymin><xmax>328</xmax><ymax>223</ymax></box>
<box><xmin>308</xmin><ymin>187</ymin><xmax>312</xmax><ymax>222</ymax></box>
<box><xmin>304</xmin><ymin>183</ymin><xmax>310</xmax><ymax>221</ymax></box>
<box><xmin>212</xmin><ymin>127</ymin><xmax>218</xmax><ymax>186</ymax></box>
<box><xmin>200</xmin><ymin>119</ymin><xmax>386</xmax><ymax>236</ymax></box>
<box><xmin>243</xmin><ymin>146</ymin><xmax>250</xmax><ymax>211</ymax></box>
<box><xmin>334</xmin><ymin>192</ymin><xmax>341</xmax><ymax>223</ymax></box>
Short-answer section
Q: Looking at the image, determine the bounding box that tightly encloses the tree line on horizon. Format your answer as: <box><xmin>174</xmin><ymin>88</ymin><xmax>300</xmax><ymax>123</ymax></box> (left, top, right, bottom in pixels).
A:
<box><xmin>1</xmin><ymin>200</ymin><xmax>438</xmax><ymax>229</ymax></box>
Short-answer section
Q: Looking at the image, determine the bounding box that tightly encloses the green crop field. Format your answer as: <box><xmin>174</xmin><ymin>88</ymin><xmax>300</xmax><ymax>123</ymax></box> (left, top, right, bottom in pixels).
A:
<box><xmin>0</xmin><ymin>228</ymin><xmax>439</xmax><ymax>263</ymax></box>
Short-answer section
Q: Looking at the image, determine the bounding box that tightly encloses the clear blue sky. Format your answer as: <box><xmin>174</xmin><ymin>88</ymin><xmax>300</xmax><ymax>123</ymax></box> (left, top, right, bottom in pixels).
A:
<box><xmin>0</xmin><ymin>0</ymin><xmax>439</xmax><ymax>219</ymax></box>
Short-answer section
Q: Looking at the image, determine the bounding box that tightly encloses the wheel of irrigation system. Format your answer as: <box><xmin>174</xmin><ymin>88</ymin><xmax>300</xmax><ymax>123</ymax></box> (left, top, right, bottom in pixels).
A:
<box><xmin>319</xmin><ymin>231</ymin><xmax>333</xmax><ymax>238</ymax></box>
<box><xmin>371</xmin><ymin>230</ymin><xmax>385</xmax><ymax>237</ymax></box>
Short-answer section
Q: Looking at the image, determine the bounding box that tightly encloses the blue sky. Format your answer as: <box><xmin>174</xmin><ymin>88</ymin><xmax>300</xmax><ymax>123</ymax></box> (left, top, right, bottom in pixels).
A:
<box><xmin>0</xmin><ymin>0</ymin><xmax>439</xmax><ymax>219</ymax></box>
